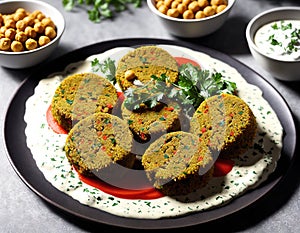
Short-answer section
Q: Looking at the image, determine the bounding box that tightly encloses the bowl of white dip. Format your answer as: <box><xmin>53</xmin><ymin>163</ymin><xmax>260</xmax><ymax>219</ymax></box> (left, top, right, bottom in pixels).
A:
<box><xmin>246</xmin><ymin>7</ymin><xmax>300</xmax><ymax>81</ymax></box>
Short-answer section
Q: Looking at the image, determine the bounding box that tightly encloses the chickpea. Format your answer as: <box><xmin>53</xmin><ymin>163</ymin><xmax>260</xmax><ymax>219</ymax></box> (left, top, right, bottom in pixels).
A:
<box><xmin>164</xmin><ymin>0</ymin><xmax>173</xmax><ymax>8</ymax></box>
<box><xmin>13</xmin><ymin>11</ymin><xmax>27</xmax><ymax>21</ymax></box>
<box><xmin>203</xmin><ymin>6</ymin><xmax>215</xmax><ymax>16</ymax></box>
<box><xmin>5</xmin><ymin>28</ymin><xmax>16</xmax><ymax>40</ymax></box>
<box><xmin>11</xmin><ymin>40</ymin><xmax>24</xmax><ymax>52</ymax></box>
<box><xmin>211</xmin><ymin>0</ymin><xmax>225</xmax><ymax>5</ymax></box>
<box><xmin>195</xmin><ymin>10</ymin><xmax>205</xmax><ymax>19</ymax></box>
<box><xmin>23</xmin><ymin>16</ymin><xmax>34</xmax><ymax>26</ymax></box>
<box><xmin>0</xmin><ymin>26</ymin><xmax>7</xmax><ymax>34</ymax></box>
<box><xmin>183</xmin><ymin>9</ymin><xmax>194</xmax><ymax>19</ymax></box>
<box><xmin>30</xmin><ymin>10</ymin><xmax>42</xmax><ymax>18</ymax></box>
<box><xmin>125</xmin><ymin>70</ymin><xmax>136</xmax><ymax>81</ymax></box>
<box><xmin>158</xmin><ymin>5</ymin><xmax>169</xmax><ymax>15</ymax></box>
<box><xmin>216</xmin><ymin>4</ymin><xmax>227</xmax><ymax>13</ymax></box>
<box><xmin>171</xmin><ymin>1</ymin><xmax>179</xmax><ymax>9</ymax></box>
<box><xmin>24</xmin><ymin>26</ymin><xmax>37</xmax><ymax>38</ymax></box>
<box><xmin>198</xmin><ymin>0</ymin><xmax>209</xmax><ymax>9</ymax></box>
<box><xmin>45</xmin><ymin>26</ymin><xmax>56</xmax><ymax>39</ymax></box>
<box><xmin>182</xmin><ymin>0</ymin><xmax>191</xmax><ymax>6</ymax></box>
<box><xmin>16</xmin><ymin>20</ymin><xmax>27</xmax><ymax>31</ymax></box>
<box><xmin>15</xmin><ymin>31</ymin><xmax>27</xmax><ymax>43</ymax></box>
<box><xmin>4</xmin><ymin>19</ymin><xmax>16</xmax><ymax>29</ymax></box>
<box><xmin>38</xmin><ymin>36</ymin><xmax>51</xmax><ymax>46</ymax></box>
<box><xmin>0</xmin><ymin>37</ymin><xmax>11</xmax><ymax>51</ymax></box>
<box><xmin>15</xmin><ymin>8</ymin><xmax>27</xmax><ymax>16</ymax></box>
<box><xmin>36</xmin><ymin>12</ymin><xmax>46</xmax><ymax>21</ymax></box>
<box><xmin>25</xmin><ymin>38</ymin><xmax>37</xmax><ymax>50</ymax></box>
<box><xmin>167</xmin><ymin>8</ymin><xmax>180</xmax><ymax>18</ymax></box>
<box><xmin>177</xmin><ymin>3</ymin><xmax>187</xmax><ymax>14</ymax></box>
<box><xmin>0</xmin><ymin>33</ymin><xmax>5</xmax><ymax>39</ymax></box>
<box><xmin>41</xmin><ymin>17</ymin><xmax>55</xmax><ymax>28</ymax></box>
<box><xmin>188</xmin><ymin>1</ymin><xmax>200</xmax><ymax>13</ymax></box>
<box><xmin>34</xmin><ymin>22</ymin><xmax>45</xmax><ymax>34</ymax></box>
<box><xmin>156</xmin><ymin>0</ymin><xmax>165</xmax><ymax>8</ymax></box>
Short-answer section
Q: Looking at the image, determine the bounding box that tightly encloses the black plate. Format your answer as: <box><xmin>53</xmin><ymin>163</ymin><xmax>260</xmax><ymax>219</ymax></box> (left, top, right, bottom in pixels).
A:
<box><xmin>3</xmin><ymin>38</ymin><xmax>297</xmax><ymax>229</ymax></box>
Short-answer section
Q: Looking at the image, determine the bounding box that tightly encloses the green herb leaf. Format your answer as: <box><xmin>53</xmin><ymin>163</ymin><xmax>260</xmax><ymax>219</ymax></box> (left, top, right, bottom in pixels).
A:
<box><xmin>91</xmin><ymin>57</ymin><xmax>117</xmax><ymax>84</ymax></box>
<box><xmin>62</xmin><ymin>0</ymin><xmax>143</xmax><ymax>22</ymax></box>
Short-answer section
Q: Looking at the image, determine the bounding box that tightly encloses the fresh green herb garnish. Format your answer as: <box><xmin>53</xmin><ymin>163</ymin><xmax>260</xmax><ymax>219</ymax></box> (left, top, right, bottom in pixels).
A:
<box><xmin>268</xmin><ymin>21</ymin><xmax>300</xmax><ymax>54</ymax></box>
<box><xmin>91</xmin><ymin>57</ymin><xmax>117</xmax><ymax>84</ymax></box>
<box><xmin>123</xmin><ymin>63</ymin><xmax>237</xmax><ymax>115</ymax></box>
<box><xmin>62</xmin><ymin>0</ymin><xmax>143</xmax><ymax>22</ymax></box>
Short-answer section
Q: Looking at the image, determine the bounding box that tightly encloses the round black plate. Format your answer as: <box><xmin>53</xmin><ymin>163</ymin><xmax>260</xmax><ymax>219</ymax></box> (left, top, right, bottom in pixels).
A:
<box><xmin>3</xmin><ymin>38</ymin><xmax>296</xmax><ymax>229</ymax></box>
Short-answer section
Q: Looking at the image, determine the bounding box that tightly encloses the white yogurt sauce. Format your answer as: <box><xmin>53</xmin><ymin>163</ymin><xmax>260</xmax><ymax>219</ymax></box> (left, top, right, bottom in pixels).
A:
<box><xmin>24</xmin><ymin>45</ymin><xmax>283</xmax><ymax>219</ymax></box>
<box><xmin>254</xmin><ymin>19</ymin><xmax>300</xmax><ymax>61</ymax></box>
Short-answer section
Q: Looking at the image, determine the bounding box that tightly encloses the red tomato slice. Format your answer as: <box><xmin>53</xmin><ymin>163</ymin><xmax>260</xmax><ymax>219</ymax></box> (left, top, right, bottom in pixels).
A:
<box><xmin>213</xmin><ymin>158</ymin><xmax>235</xmax><ymax>177</ymax></box>
<box><xmin>174</xmin><ymin>56</ymin><xmax>201</xmax><ymax>68</ymax></box>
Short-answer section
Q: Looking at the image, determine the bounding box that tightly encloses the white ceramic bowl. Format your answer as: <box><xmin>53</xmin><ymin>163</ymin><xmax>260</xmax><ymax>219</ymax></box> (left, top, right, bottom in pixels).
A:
<box><xmin>246</xmin><ymin>7</ymin><xmax>300</xmax><ymax>81</ymax></box>
<box><xmin>0</xmin><ymin>0</ymin><xmax>65</xmax><ymax>69</ymax></box>
<box><xmin>147</xmin><ymin>0</ymin><xmax>235</xmax><ymax>38</ymax></box>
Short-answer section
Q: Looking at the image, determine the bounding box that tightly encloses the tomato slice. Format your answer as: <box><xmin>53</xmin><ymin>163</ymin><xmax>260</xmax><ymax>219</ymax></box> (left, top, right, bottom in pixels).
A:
<box><xmin>174</xmin><ymin>56</ymin><xmax>201</xmax><ymax>68</ymax></box>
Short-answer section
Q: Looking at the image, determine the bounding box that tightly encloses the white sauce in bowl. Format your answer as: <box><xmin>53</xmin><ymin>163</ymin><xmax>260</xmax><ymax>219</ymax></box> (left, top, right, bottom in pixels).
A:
<box><xmin>254</xmin><ymin>19</ymin><xmax>300</xmax><ymax>61</ymax></box>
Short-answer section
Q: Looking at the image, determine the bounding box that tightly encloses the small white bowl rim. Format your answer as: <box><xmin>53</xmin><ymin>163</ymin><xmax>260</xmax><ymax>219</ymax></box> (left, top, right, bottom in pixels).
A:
<box><xmin>147</xmin><ymin>0</ymin><xmax>235</xmax><ymax>23</ymax></box>
<box><xmin>246</xmin><ymin>6</ymin><xmax>300</xmax><ymax>64</ymax></box>
<box><xmin>0</xmin><ymin>0</ymin><xmax>65</xmax><ymax>56</ymax></box>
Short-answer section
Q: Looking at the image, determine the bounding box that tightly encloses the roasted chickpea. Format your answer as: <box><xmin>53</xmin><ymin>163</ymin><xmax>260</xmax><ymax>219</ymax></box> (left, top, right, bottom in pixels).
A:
<box><xmin>167</xmin><ymin>8</ymin><xmax>180</xmax><ymax>18</ymax></box>
<box><xmin>13</xmin><ymin>11</ymin><xmax>27</xmax><ymax>21</ymax></box>
<box><xmin>177</xmin><ymin>3</ymin><xmax>187</xmax><ymax>14</ymax></box>
<box><xmin>0</xmin><ymin>26</ymin><xmax>7</xmax><ymax>34</ymax></box>
<box><xmin>171</xmin><ymin>1</ymin><xmax>180</xmax><ymax>9</ymax></box>
<box><xmin>198</xmin><ymin>0</ymin><xmax>209</xmax><ymax>9</ymax></box>
<box><xmin>41</xmin><ymin>17</ymin><xmax>55</xmax><ymax>28</ymax></box>
<box><xmin>164</xmin><ymin>0</ymin><xmax>173</xmax><ymax>7</ymax></box>
<box><xmin>24</xmin><ymin>26</ymin><xmax>37</xmax><ymax>38</ymax></box>
<box><xmin>4</xmin><ymin>28</ymin><xmax>16</xmax><ymax>40</ymax></box>
<box><xmin>36</xmin><ymin>12</ymin><xmax>46</xmax><ymax>21</ymax></box>
<box><xmin>0</xmin><ymin>37</ymin><xmax>11</xmax><ymax>51</ymax></box>
<box><xmin>188</xmin><ymin>1</ymin><xmax>200</xmax><ymax>13</ymax></box>
<box><xmin>195</xmin><ymin>10</ymin><xmax>205</xmax><ymax>19</ymax></box>
<box><xmin>45</xmin><ymin>26</ymin><xmax>56</xmax><ymax>39</ymax></box>
<box><xmin>11</xmin><ymin>40</ymin><xmax>24</xmax><ymax>52</ymax></box>
<box><xmin>30</xmin><ymin>10</ymin><xmax>42</xmax><ymax>18</ymax></box>
<box><xmin>4</xmin><ymin>18</ymin><xmax>15</xmax><ymax>28</ymax></box>
<box><xmin>183</xmin><ymin>9</ymin><xmax>194</xmax><ymax>19</ymax></box>
<box><xmin>125</xmin><ymin>70</ymin><xmax>136</xmax><ymax>81</ymax></box>
<box><xmin>23</xmin><ymin>16</ymin><xmax>34</xmax><ymax>26</ymax></box>
<box><xmin>38</xmin><ymin>35</ymin><xmax>51</xmax><ymax>46</ymax></box>
<box><xmin>211</xmin><ymin>0</ymin><xmax>225</xmax><ymax>5</ymax></box>
<box><xmin>156</xmin><ymin>0</ymin><xmax>165</xmax><ymax>8</ymax></box>
<box><xmin>158</xmin><ymin>5</ymin><xmax>169</xmax><ymax>15</ymax></box>
<box><xmin>182</xmin><ymin>0</ymin><xmax>191</xmax><ymax>6</ymax></box>
<box><xmin>203</xmin><ymin>6</ymin><xmax>215</xmax><ymax>16</ymax></box>
<box><xmin>15</xmin><ymin>31</ymin><xmax>27</xmax><ymax>43</ymax></box>
<box><xmin>25</xmin><ymin>38</ymin><xmax>37</xmax><ymax>50</ymax></box>
<box><xmin>15</xmin><ymin>8</ymin><xmax>27</xmax><ymax>16</ymax></box>
<box><xmin>34</xmin><ymin>22</ymin><xmax>45</xmax><ymax>34</ymax></box>
<box><xmin>216</xmin><ymin>4</ymin><xmax>227</xmax><ymax>13</ymax></box>
<box><xmin>16</xmin><ymin>20</ymin><xmax>27</xmax><ymax>31</ymax></box>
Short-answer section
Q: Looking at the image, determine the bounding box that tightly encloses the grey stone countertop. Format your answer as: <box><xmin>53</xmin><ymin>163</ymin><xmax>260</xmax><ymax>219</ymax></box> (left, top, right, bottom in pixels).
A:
<box><xmin>1</xmin><ymin>0</ymin><xmax>300</xmax><ymax>232</ymax></box>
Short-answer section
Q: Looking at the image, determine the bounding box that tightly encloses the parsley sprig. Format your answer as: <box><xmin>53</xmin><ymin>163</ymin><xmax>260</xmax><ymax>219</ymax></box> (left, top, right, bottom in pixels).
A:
<box><xmin>124</xmin><ymin>63</ymin><xmax>237</xmax><ymax>115</ymax></box>
<box><xmin>62</xmin><ymin>0</ymin><xmax>143</xmax><ymax>22</ymax></box>
<box><xmin>91</xmin><ymin>57</ymin><xmax>117</xmax><ymax>84</ymax></box>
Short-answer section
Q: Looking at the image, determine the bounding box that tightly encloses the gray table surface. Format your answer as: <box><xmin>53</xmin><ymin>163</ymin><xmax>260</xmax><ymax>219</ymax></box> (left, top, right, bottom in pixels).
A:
<box><xmin>1</xmin><ymin>0</ymin><xmax>300</xmax><ymax>232</ymax></box>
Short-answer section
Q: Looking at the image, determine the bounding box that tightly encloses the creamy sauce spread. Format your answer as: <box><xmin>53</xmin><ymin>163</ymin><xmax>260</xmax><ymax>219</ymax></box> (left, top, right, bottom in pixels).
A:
<box><xmin>254</xmin><ymin>19</ymin><xmax>300</xmax><ymax>61</ymax></box>
<box><xmin>24</xmin><ymin>45</ymin><xmax>283</xmax><ymax>219</ymax></box>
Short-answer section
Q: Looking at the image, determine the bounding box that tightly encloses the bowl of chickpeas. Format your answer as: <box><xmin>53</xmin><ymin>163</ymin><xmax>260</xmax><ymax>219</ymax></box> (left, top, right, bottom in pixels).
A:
<box><xmin>0</xmin><ymin>0</ymin><xmax>65</xmax><ymax>69</ymax></box>
<box><xmin>147</xmin><ymin>0</ymin><xmax>235</xmax><ymax>38</ymax></box>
